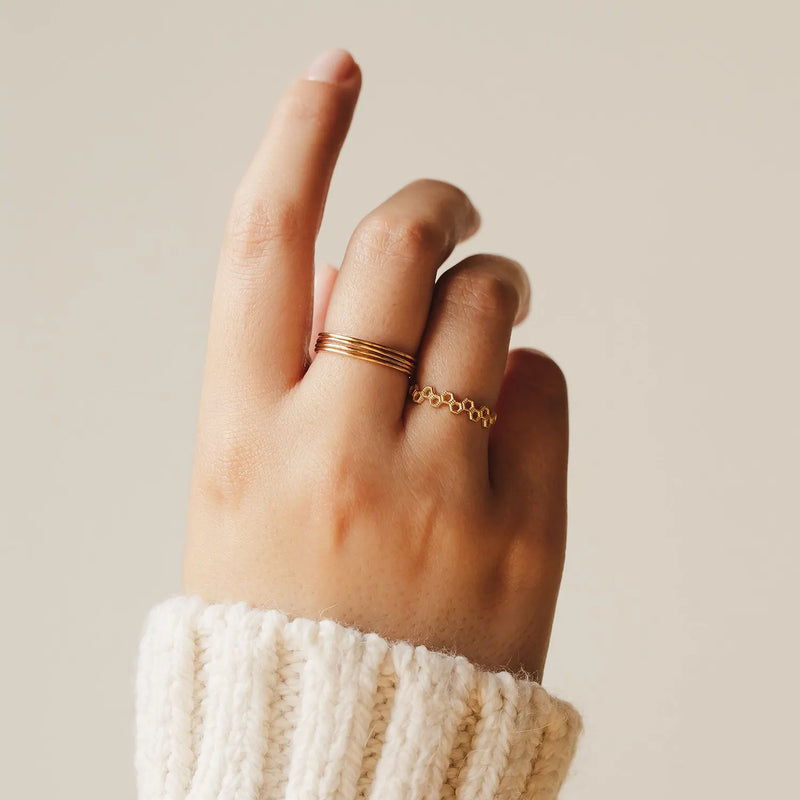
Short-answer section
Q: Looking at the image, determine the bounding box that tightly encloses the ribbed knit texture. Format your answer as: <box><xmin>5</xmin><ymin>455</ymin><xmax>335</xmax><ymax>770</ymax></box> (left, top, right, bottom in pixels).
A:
<box><xmin>135</xmin><ymin>596</ymin><xmax>582</xmax><ymax>800</ymax></box>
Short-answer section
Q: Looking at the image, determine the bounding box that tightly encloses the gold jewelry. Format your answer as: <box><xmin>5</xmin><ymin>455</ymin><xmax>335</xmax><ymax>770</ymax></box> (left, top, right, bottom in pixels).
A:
<box><xmin>314</xmin><ymin>332</ymin><xmax>416</xmax><ymax>377</ymax></box>
<box><xmin>408</xmin><ymin>383</ymin><xmax>498</xmax><ymax>429</ymax></box>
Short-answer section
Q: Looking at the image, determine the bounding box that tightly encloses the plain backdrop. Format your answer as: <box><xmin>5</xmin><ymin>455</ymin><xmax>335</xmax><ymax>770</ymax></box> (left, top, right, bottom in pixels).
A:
<box><xmin>2</xmin><ymin>1</ymin><xmax>799</xmax><ymax>797</ymax></box>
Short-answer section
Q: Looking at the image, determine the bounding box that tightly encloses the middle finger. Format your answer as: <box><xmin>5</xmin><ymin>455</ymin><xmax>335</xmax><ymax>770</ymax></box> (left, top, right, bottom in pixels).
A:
<box><xmin>307</xmin><ymin>179</ymin><xmax>479</xmax><ymax>416</ymax></box>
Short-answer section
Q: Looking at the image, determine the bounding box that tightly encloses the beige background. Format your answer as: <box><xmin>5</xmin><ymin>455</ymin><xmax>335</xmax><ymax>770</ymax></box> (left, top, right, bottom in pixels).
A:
<box><xmin>2</xmin><ymin>1</ymin><xmax>799</xmax><ymax>797</ymax></box>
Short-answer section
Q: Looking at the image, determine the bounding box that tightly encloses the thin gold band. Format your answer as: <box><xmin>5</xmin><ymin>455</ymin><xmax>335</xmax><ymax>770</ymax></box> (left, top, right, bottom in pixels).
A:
<box><xmin>314</xmin><ymin>332</ymin><xmax>416</xmax><ymax>376</ymax></box>
<box><xmin>408</xmin><ymin>383</ymin><xmax>498</xmax><ymax>429</ymax></box>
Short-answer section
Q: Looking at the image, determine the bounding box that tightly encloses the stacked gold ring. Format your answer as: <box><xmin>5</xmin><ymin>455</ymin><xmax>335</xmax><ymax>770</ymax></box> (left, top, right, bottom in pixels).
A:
<box><xmin>314</xmin><ymin>332</ymin><xmax>416</xmax><ymax>377</ymax></box>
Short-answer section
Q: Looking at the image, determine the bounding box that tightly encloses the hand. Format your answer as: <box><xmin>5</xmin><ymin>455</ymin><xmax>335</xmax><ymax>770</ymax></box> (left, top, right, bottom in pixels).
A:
<box><xmin>182</xmin><ymin>48</ymin><xmax>569</xmax><ymax>680</ymax></box>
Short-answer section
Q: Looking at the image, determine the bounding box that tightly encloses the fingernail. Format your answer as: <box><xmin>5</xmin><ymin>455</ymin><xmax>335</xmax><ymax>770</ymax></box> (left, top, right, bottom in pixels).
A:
<box><xmin>304</xmin><ymin>48</ymin><xmax>357</xmax><ymax>84</ymax></box>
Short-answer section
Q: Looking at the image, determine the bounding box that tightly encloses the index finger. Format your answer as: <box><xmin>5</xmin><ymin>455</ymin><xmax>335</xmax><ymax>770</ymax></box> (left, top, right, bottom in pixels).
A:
<box><xmin>206</xmin><ymin>49</ymin><xmax>362</xmax><ymax>403</ymax></box>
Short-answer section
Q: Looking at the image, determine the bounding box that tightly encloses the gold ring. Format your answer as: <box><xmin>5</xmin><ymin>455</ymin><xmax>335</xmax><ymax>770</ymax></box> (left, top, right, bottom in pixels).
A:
<box><xmin>408</xmin><ymin>383</ymin><xmax>498</xmax><ymax>429</ymax></box>
<box><xmin>314</xmin><ymin>332</ymin><xmax>416</xmax><ymax>377</ymax></box>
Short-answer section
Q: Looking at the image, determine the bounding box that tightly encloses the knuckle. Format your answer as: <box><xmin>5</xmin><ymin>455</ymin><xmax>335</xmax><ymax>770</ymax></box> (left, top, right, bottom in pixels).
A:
<box><xmin>530</xmin><ymin>353</ymin><xmax>568</xmax><ymax>399</ymax></box>
<box><xmin>511</xmin><ymin>350</ymin><xmax>569</xmax><ymax>406</ymax></box>
<box><xmin>223</xmin><ymin>195</ymin><xmax>301</xmax><ymax>264</ymax></box>
<box><xmin>443</xmin><ymin>268</ymin><xmax>520</xmax><ymax>322</ymax></box>
<box><xmin>393</xmin><ymin>217</ymin><xmax>449</xmax><ymax>256</ymax></box>
<box><xmin>538</xmin><ymin>357</ymin><xmax>568</xmax><ymax>397</ymax></box>
<box><xmin>355</xmin><ymin>213</ymin><xmax>449</xmax><ymax>263</ymax></box>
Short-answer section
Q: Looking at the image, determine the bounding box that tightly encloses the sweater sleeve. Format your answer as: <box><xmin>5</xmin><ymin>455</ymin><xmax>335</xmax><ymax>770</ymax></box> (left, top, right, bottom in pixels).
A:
<box><xmin>135</xmin><ymin>595</ymin><xmax>582</xmax><ymax>800</ymax></box>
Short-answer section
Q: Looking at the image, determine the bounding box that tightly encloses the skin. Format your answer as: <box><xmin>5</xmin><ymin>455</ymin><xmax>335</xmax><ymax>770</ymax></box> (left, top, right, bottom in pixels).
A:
<box><xmin>183</xmin><ymin>49</ymin><xmax>569</xmax><ymax>682</ymax></box>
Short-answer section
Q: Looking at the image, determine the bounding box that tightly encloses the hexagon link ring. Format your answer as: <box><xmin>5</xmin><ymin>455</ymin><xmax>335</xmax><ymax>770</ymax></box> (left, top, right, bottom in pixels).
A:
<box><xmin>408</xmin><ymin>383</ymin><xmax>498</xmax><ymax>429</ymax></box>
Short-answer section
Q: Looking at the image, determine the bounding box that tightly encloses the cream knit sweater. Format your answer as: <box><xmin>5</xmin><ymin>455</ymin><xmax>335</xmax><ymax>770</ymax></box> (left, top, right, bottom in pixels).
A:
<box><xmin>135</xmin><ymin>595</ymin><xmax>582</xmax><ymax>799</ymax></box>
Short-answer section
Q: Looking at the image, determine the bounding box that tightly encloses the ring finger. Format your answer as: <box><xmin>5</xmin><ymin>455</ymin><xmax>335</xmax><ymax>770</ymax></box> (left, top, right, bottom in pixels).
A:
<box><xmin>404</xmin><ymin>254</ymin><xmax>530</xmax><ymax>461</ymax></box>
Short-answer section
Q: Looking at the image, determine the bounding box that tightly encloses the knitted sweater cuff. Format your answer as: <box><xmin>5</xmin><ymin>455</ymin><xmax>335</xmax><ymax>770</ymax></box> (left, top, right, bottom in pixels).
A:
<box><xmin>135</xmin><ymin>595</ymin><xmax>582</xmax><ymax>800</ymax></box>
